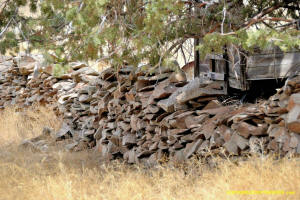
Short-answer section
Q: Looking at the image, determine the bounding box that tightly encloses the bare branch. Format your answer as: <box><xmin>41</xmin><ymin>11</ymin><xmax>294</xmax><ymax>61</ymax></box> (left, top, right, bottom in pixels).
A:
<box><xmin>0</xmin><ymin>17</ymin><xmax>13</xmax><ymax>38</ymax></box>
<box><xmin>221</xmin><ymin>3</ymin><xmax>227</xmax><ymax>34</ymax></box>
<box><xmin>180</xmin><ymin>44</ymin><xmax>187</xmax><ymax>65</ymax></box>
<box><xmin>0</xmin><ymin>0</ymin><xmax>11</xmax><ymax>15</ymax></box>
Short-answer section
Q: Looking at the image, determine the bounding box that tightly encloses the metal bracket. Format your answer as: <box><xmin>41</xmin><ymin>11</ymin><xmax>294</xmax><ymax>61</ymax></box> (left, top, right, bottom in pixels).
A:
<box><xmin>203</xmin><ymin>72</ymin><xmax>225</xmax><ymax>80</ymax></box>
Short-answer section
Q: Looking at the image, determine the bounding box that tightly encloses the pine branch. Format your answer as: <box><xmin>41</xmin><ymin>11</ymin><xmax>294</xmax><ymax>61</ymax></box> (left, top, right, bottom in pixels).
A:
<box><xmin>243</xmin><ymin>4</ymin><xmax>283</xmax><ymax>29</ymax></box>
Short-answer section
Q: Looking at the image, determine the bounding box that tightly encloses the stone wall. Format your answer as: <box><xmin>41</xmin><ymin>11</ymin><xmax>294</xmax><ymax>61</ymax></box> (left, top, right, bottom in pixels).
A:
<box><xmin>1</xmin><ymin>55</ymin><xmax>300</xmax><ymax>166</ymax></box>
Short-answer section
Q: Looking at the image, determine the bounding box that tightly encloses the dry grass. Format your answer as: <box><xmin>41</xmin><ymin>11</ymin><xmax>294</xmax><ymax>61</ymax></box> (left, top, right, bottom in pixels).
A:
<box><xmin>0</xmin><ymin>106</ymin><xmax>299</xmax><ymax>200</ymax></box>
<box><xmin>0</xmin><ymin>105</ymin><xmax>61</xmax><ymax>147</ymax></box>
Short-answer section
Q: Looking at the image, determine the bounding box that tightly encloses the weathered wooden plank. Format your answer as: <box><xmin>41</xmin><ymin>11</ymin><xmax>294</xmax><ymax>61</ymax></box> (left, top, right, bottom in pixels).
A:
<box><xmin>247</xmin><ymin>52</ymin><xmax>300</xmax><ymax>80</ymax></box>
<box><xmin>228</xmin><ymin>77</ymin><xmax>242</xmax><ymax>90</ymax></box>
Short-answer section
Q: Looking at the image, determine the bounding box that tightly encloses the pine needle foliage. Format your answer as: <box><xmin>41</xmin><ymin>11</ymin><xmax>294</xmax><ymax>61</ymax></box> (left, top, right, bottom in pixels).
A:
<box><xmin>0</xmin><ymin>0</ymin><xmax>299</xmax><ymax>68</ymax></box>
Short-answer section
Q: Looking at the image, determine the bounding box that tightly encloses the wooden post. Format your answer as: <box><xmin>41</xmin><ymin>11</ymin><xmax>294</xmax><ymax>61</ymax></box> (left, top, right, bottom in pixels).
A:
<box><xmin>211</xmin><ymin>59</ymin><xmax>216</xmax><ymax>72</ymax></box>
<box><xmin>194</xmin><ymin>38</ymin><xmax>200</xmax><ymax>78</ymax></box>
<box><xmin>240</xmin><ymin>52</ymin><xmax>248</xmax><ymax>91</ymax></box>
<box><xmin>223</xmin><ymin>45</ymin><xmax>229</xmax><ymax>94</ymax></box>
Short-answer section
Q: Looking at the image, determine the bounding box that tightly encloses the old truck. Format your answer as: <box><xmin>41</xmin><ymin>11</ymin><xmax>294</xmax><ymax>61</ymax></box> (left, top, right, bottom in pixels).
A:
<box><xmin>193</xmin><ymin>46</ymin><xmax>300</xmax><ymax>100</ymax></box>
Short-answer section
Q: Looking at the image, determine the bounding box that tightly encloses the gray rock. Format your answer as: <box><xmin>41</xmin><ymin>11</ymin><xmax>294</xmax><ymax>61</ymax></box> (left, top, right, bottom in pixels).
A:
<box><xmin>56</xmin><ymin>123</ymin><xmax>73</xmax><ymax>140</ymax></box>
<box><xmin>65</xmin><ymin>142</ymin><xmax>79</xmax><ymax>151</ymax></box>
<box><xmin>122</xmin><ymin>134</ymin><xmax>137</xmax><ymax>146</ymax></box>
<box><xmin>184</xmin><ymin>139</ymin><xmax>202</xmax><ymax>159</ymax></box>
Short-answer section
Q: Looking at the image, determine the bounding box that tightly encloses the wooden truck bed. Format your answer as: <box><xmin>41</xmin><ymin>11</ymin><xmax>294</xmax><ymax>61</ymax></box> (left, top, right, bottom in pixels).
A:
<box><xmin>246</xmin><ymin>51</ymin><xmax>300</xmax><ymax>80</ymax></box>
<box><xmin>198</xmin><ymin>49</ymin><xmax>300</xmax><ymax>92</ymax></box>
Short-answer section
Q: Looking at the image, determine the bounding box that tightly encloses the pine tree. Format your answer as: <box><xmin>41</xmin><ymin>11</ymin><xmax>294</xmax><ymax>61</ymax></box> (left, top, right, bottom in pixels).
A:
<box><xmin>0</xmin><ymin>0</ymin><xmax>299</xmax><ymax>69</ymax></box>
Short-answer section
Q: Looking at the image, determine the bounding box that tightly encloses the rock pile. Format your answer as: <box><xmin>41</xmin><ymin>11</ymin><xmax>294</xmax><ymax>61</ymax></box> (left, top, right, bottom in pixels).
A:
<box><xmin>55</xmin><ymin>66</ymin><xmax>300</xmax><ymax>165</ymax></box>
<box><xmin>0</xmin><ymin>56</ymin><xmax>58</xmax><ymax>109</ymax></box>
<box><xmin>1</xmin><ymin>55</ymin><xmax>300</xmax><ymax>165</ymax></box>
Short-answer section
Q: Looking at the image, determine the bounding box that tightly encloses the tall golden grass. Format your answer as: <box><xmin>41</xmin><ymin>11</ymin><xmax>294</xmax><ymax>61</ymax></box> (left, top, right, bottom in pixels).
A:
<box><xmin>0</xmin><ymin>106</ymin><xmax>61</xmax><ymax>146</ymax></box>
<box><xmin>0</xmin><ymin>106</ymin><xmax>299</xmax><ymax>200</ymax></box>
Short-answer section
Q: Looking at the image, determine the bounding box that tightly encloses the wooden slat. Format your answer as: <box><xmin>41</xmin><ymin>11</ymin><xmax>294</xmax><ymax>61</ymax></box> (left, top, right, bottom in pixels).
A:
<box><xmin>247</xmin><ymin>52</ymin><xmax>300</xmax><ymax>80</ymax></box>
<box><xmin>229</xmin><ymin>77</ymin><xmax>243</xmax><ymax>90</ymax></box>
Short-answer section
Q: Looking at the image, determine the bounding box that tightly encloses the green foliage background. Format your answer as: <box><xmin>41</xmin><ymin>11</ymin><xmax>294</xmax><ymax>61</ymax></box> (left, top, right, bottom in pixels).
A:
<box><xmin>0</xmin><ymin>0</ymin><xmax>299</xmax><ymax>68</ymax></box>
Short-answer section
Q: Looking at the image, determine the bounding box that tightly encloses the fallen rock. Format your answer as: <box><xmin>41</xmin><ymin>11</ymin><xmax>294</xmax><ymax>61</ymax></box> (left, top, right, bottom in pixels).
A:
<box><xmin>286</xmin><ymin>105</ymin><xmax>300</xmax><ymax>133</ymax></box>
<box><xmin>233</xmin><ymin>122</ymin><xmax>268</xmax><ymax>138</ymax></box>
